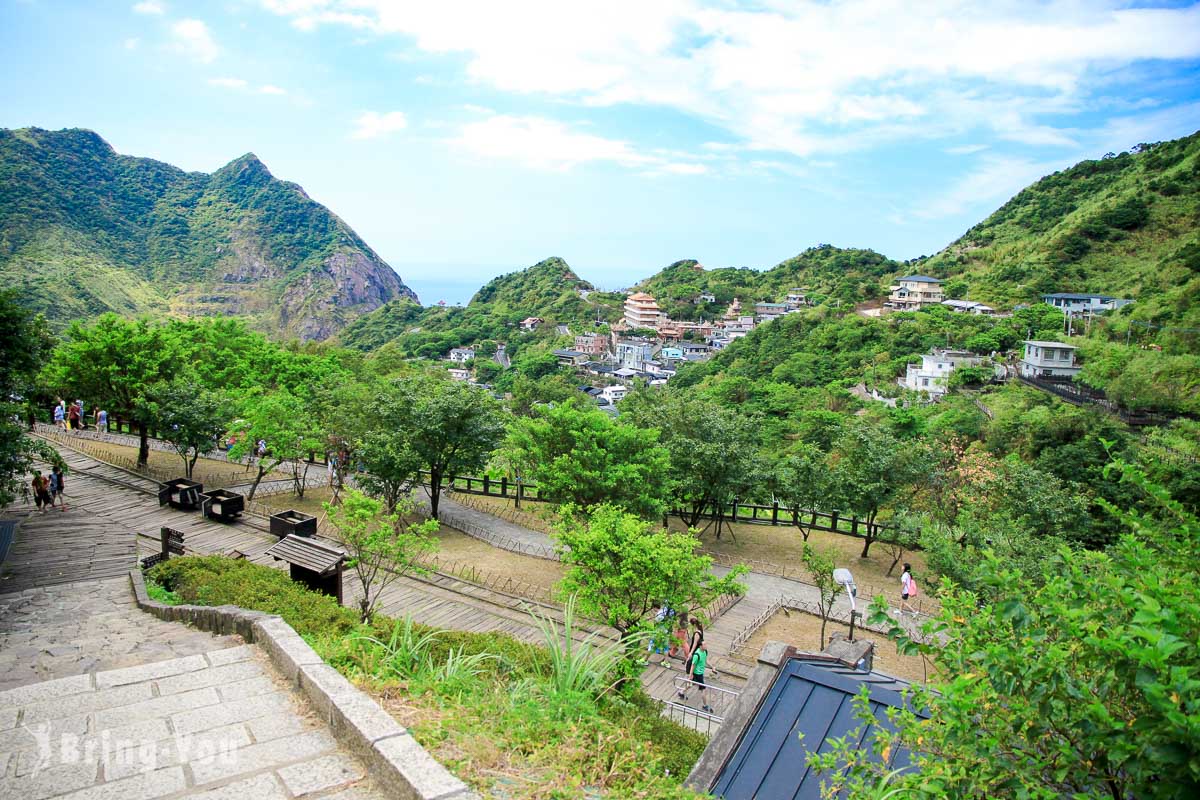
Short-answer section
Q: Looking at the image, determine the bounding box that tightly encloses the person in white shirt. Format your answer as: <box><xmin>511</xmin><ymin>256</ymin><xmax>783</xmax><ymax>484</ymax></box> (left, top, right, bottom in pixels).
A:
<box><xmin>900</xmin><ymin>563</ymin><xmax>918</xmax><ymax>616</ymax></box>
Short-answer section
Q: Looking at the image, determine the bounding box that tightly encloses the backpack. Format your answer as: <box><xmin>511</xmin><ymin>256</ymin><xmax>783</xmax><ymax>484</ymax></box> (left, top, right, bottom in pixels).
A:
<box><xmin>909</xmin><ymin>578</ymin><xmax>919</xmax><ymax>598</ymax></box>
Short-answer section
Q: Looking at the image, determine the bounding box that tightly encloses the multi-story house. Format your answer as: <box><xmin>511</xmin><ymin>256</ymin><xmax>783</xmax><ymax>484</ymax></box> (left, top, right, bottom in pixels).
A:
<box><xmin>615</xmin><ymin>339</ymin><xmax>655</xmax><ymax>369</ymax></box>
<box><xmin>574</xmin><ymin>333</ymin><xmax>608</xmax><ymax>356</ymax></box>
<box><xmin>1019</xmin><ymin>341</ymin><xmax>1081</xmax><ymax>379</ymax></box>
<box><xmin>448</xmin><ymin>347</ymin><xmax>475</xmax><ymax>363</ymax></box>
<box><xmin>887</xmin><ymin>276</ymin><xmax>944</xmax><ymax>310</ymax></box>
<box><xmin>901</xmin><ymin>349</ymin><xmax>985</xmax><ymax>397</ymax></box>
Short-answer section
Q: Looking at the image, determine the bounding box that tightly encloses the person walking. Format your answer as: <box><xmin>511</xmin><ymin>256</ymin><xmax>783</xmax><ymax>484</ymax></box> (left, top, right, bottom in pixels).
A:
<box><xmin>75</xmin><ymin>400</ymin><xmax>86</xmax><ymax>430</ymax></box>
<box><xmin>53</xmin><ymin>401</ymin><xmax>65</xmax><ymax>430</ymax></box>
<box><xmin>31</xmin><ymin>471</ymin><xmax>51</xmax><ymax>513</ymax></box>
<box><xmin>96</xmin><ymin>408</ymin><xmax>108</xmax><ymax>433</ymax></box>
<box><xmin>678</xmin><ymin>642</ymin><xmax>715</xmax><ymax>713</ymax></box>
<box><xmin>50</xmin><ymin>465</ymin><xmax>67</xmax><ymax>511</ymax></box>
<box><xmin>900</xmin><ymin>563</ymin><xmax>918</xmax><ymax>616</ymax></box>
<box><xmin>67</xmin><ymin>402</ymin><xmax>80</xmax><ymax>432</ymax></box>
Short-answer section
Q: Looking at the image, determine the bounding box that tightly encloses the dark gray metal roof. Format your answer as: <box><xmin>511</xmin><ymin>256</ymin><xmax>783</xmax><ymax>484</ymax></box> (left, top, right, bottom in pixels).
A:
<box><xmin>711</xmin><ymin>654</ymin><xmax>923</xmax><ymax>800</ymax></box>
<box><xmin>265</xmin><ymin>535</ymin><xmax>346</xmax><ymax>575</ymax></box>
<box><xmin>896</xmin><ymin>275</ymin><xmax>941</xmax><ymax>283</ymax></box>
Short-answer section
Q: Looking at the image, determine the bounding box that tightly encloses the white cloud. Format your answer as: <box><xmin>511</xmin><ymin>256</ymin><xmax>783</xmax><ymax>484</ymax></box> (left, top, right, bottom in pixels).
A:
<box><xmin>945</xmin><ymin>144</ymin><xmax>989</xmax><ymax>156</ymax></box>
<box><xmin>259</xmin><ymin>1</ymin><xmax>1200</xmax><ymax>157</ymax></box>
<box><xmin>170</xmin><ymin>18</ymin><xmax>218</xmax><ymax>63</ymax></box>
<box><xmin>132</xmin><ymin>1</ymin><xmax>164</xmax><ymax>14</ymax></box>
<box><xmin>351</xmin><ymin>110</ymin><xmax>409</xmax><ymax>140</ymax></box>
<box><xmin>259</xmin><ymin>84</ymin><xmax>287</xmax><ymax>95</ymax></box>
<box><xmin>913</xmin><ymin>156</ymin><xmax>1056</xmax><ymax>220</ymax></box>
<box><xmin>208</xmin><ymin>77</ymin><xmax>248</xmax><ymax>89</ymax></box>
<box><xmin>123</xmin><ymin>37</ymin><xmax>140</xmax><ymax>50</ymax></box>
<box><xmin>453</xmin><ymin>114</ymin><xmax>711</xmax><ymax>176</ymax></box>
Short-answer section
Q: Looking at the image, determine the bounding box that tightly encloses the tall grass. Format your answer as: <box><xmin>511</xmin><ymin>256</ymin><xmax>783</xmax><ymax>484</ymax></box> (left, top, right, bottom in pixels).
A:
<box><xmin>527</xmin><ymin>595</ymin><xmax>646</xmax><ymax>706</ymax></box>
<box><xmin>351</xmin><ymin>615</ymin><xmax>443</xmax><ymax>680</ymax></box>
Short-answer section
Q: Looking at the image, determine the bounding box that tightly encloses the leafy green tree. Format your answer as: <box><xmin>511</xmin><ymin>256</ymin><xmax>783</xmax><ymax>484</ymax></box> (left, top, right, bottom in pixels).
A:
<box><xmin>770</xmin><ymin>443</ymin><xmax>830</xmax><ymax>541</ymax></box>
<box><xmin>312</xmin><ymin>380</ymin><xmax>377</xmax><ymax>503</ymax></box>
<box><xmin>506</xmin><ymin>398</ymin><xmax>671</xmax><ymax>519</ymax></box>
<box><xmin>831</xmin><ymin>420</ymin><xmax>927</xmax><ymax>557</ymax></box>
<box><xmin>146</xmin><ymin>379</ymin><xmax>231</xmax><ymax>479</ymax></box>
<box><xmin>355</xmin><ymin>428</ymin><xmax>422</xmax><ymax>514</ymax></box>
<box><xmin>391</xmin><ymin>377</ymin><xmax>504</xmax><ymax>519</ymax></box>
<box><xmin>324</xmin><ymin>489</ymin><xmax>439</xmax><ymax>623</ymax></box>
<box><xmin>554</xmin><ymin>505</ymin><xmax>747</xmax><ymax>665</ymax></box>
<box><xmin>41</xmin><ymin>314</ymin><xmax>177</xmax><ymax>465</ymax></box>
<box><xmin>227</xmin><ymin>390</ymin><xmax>323</xmax><ymax>501</ymax></box>
<box><xmin>623</xmin><ymin>392</ymin><xmax>760</xmax><ymax>538</ymax></box>
<box><xmin>815</xmin><ymin>463</ymin><xmax>1200</xmax><ymax>800</ymax></box>
<box><xmin>0</xmin><ymin>290</ymin><xmax>59</xmax><ymax>506</ymax></box>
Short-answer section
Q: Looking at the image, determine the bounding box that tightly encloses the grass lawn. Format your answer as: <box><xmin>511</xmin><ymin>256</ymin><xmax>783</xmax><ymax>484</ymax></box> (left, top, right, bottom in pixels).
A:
<box><xmin>52</xmin><ymin>434</ymin><xmax>291</xmax><ymax>488</ymax></box>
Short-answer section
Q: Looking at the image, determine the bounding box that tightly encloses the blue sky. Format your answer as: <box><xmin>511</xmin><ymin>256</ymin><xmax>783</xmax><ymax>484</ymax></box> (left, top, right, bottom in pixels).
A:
<box><xmin>3</xmin><ymin>1</ymin><xmax>1200</xmax><ymax>304</ymax></box>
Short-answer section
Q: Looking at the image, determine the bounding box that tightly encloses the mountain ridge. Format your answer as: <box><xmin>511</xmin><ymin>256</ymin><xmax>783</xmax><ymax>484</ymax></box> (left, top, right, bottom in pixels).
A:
<box><xmin>0</xmin><ymin>127</ymin><xmax>416</xmax><ymax>340</ymax></box>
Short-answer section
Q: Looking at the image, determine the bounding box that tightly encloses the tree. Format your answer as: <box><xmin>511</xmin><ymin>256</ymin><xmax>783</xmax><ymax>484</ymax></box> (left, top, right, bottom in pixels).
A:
<box><xmin>355</xmin><ymin>428</ymin><xmax>422</xmax><ymax>514</ymax></box>
<box><xmin>830</xmin><ymin>420</ymin><xmax>927</xmax><ymax>557</ymax></box>
<box><xmin>816</xmin><ymin>463</ymin><xmax>1200</xmax><ymax>800</ymax></box>
<box><xmin>312</xmin><ymin>381</ymin><xmax>376</xmax><ymax>504</ymax></box>
<box><xmin>226</xmin><ymin>390</ymin><xmax>323</xmax><ymax>501</ymax></box>
<box><xmin>392</xmin><ymin>377</ymin><xmax>504</xmax><ymax>519</ymax></box>
<box><xmin>506</xmin><ymin>398</ymin><xmax>671</xmax><ymax>519</ymax></box>
<box><xmin>801</xmin><ymin>543</ymin><xmax>839</xmax><ymax>649</ymax></box>
<box><xmin>555</xmin><ymin>505</ymin><xmax>747</xmax><ymax>666</ymax></box>
<box><xmin>147</xmin><ymin>380</ymin><xmax>230</xmax><ymax>479</ymax></box>
<box><xmin>324</xmin><ymin>489</ymin><xmax>439</xmax><ymax>623</ymax></box>
<box><xmin>623</xmin><ymin>392</ymin><xmax>760</xmax><ymax>538</ymax></box>
<box><xmin>771</xmin><ymin>443</ymin><xmax>830</xmax><ymax>541</ymax></box>
<box><xmin>0</xmin><ymin>291</ymin><xmax>59</xmax><ymax>506</ymax></box>
<box><xmin>40</xmin><ymin>314</ymin><xmax>176</xmax><ymax>465</ymax></box>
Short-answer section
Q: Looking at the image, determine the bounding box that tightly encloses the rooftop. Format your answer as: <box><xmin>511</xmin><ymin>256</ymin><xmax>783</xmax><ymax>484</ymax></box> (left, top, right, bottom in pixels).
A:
<box><xmin>896</xmin><ymin>275</ymin><xmax>942</xmax><ymax>283</ymax></box>
<box><xmin>1024</xmin><ymin>340</ymin><xmax>1077</xmax><ymax>349</ymax></box>
<box><xmin>1042</xmin><ymin>292</ymin><xmax>1117</xmax><ymax>300</ymax></box>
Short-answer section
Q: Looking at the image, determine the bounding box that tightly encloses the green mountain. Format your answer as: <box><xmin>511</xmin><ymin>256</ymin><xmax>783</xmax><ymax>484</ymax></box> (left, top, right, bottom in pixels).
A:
<box><xmin>635</xmin><ymin>248</ymin><xmax>903</xmax><ymax>320</ymax></box>
<box><xmin>921</xmin><ymin>132</ymin><xmax>1200</xmax><ymax>326</ymax></box>
<box><xmin>0</xmin><ymin>127</ymin><xmax>416</xmax><ymax>340</ymax></box>
<box><xmin>339</xmin><ymin>256</ymin><xmax>623</xmax><ymax>357</ymax></box>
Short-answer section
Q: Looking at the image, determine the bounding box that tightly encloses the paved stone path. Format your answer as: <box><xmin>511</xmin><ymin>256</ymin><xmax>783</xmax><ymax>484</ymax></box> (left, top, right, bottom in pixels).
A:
<box><xmin>0</xmin><ymin>644</ymin><xmax>385</xmax><ymax>799</ymax></box>
<box><xmin>0</xmin><ymin>577</ymin><xmax>240</xmax><ymax>693</ymax></box>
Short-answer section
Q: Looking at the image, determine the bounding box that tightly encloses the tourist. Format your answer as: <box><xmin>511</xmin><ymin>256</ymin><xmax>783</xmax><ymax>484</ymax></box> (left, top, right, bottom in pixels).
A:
<box><xmin>48</xmin><ymin>466</ymin><xmax>67</xmax><ymax>511</ymax></box>
<box><xmin>900</xmin><ymin>563</ymin><xmax>918</xmax><ymax>616</ymax></box>
<box><xmin>678</xmin><ymin>642</ymin><xmax>714</xmax><ymax>713</ymax></box>
<box><xmin>31</xmin><ymin>471</ymin><xmax>51</xmax><ymax>513</ymax></box>
<box><xmin>96</xmin><ymin>407</ymin><xmax>108</xmax><ymax>433</ymax></box>
<box><xmin>75</xmin><ymin>400</ymin><xmax>86</xmax><ymax>430</ymax></box>
<box><xmin>668</xmin><ymin>611</ymin><xmax>689</xmax><ymax>664</ymax></box>
<box><xmin>67</xmin><ymin>401</ymin><xmax>80</xmax><ymax>432</ymax></box>
<box><xmin>53</xmin><ymin>401</ymin><xmax>65</xmax><ymax>430</ymax></box>
<box><xmin>686</xmin><ymin>617</ymin><xmax>704</xmax><ymax>664</ymax></box>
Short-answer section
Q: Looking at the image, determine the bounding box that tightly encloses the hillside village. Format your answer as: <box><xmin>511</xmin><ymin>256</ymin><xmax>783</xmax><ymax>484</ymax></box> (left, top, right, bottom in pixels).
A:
<box><xmin>441</xmin><ymin>274</ymin><xmax>1136</xmax><ymax>412</ymax></box>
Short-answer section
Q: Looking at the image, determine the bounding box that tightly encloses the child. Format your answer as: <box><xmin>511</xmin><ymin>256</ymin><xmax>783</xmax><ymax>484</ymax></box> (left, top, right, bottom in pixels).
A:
<box><xmin>50</xmin><ymin>465</ymin><xmax>67</xmax><ymax>512</ymax></box>
<box><xmin>678</xmin><ymin>642</ymin><xmax>714</xmax><ymax>714</ymax></box>
<box><xmin>31</xmin><ymin>471</ymin><xmax>51</xmax><ymax>513</ymax></box>
<box><xmin>900</xmin><ymin>563</ymin><xmax>918</xmax><ymax>615</ymax></box>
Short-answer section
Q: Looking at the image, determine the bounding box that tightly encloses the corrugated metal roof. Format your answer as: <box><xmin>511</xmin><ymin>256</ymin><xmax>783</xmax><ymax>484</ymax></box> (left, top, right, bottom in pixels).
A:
<box><xmin>711</xmin><ymin>654</ymin><xmax>923</xmax><ymax>800</ymax></box>
<box><xmin>265</xmin><ymin>535</ymin><xmax>346</xmax><ymax>575</ymax></box>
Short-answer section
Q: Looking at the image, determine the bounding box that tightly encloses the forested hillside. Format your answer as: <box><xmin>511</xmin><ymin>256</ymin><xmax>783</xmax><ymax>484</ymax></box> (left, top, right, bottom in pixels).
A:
<box><xmin>635</xmin><ymin>248</ymin><xmax>902</xmax><ymax>320</ymax></box>
<box><xmin>0</xmin><ymin>127</ymin><xmax>415</xmax><ymax>340</ymax></box>
<box><xmin>923</xmin><ymin>133</ymin><xmax>1200</xmax><ymax>325</ymax></box>
<box><xmin>339</xmin><ymin>256</ymin><xmax>623</xmax><ymax>357</ymax></box>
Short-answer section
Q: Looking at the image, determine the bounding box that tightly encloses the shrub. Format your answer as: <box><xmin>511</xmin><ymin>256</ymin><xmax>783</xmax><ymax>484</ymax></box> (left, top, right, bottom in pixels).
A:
<box><xmin>149</xmin><ymin>555</ymin><xmax>360</xmax><ymax>636</ymax></box>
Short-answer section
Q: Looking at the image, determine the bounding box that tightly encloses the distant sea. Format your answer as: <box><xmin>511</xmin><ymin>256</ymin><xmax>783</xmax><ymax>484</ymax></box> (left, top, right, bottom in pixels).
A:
<box><xmin>398</xmin><ymin>265</ymin><xmax>507</xmax><ymax>307</ymax></box>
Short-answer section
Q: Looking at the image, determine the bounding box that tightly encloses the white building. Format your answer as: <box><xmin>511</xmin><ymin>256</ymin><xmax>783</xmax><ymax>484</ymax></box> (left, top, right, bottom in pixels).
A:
<box><xmin>600</xmin><ymin>385</ymin><xmax>627</xmax><ymax>404</ymax></box>
<box><xmin>615</xmin><ymin>339</ymin><xmax>655</xmax><ymax>368</ymax></box>
<box><xmin>901</xmin><ymin>349</ymin><xmax>985</xmax><ymax>397</ymax></box>
<box><xmin>1019</xmin><ymin>341</ymin><xmax>1080</xmax><ymax>379</ymax></box>
<box><xmin>448</xmin><ymin>347</ymin><xmax>475</xmax><ymax>363</ymax></box>
<box><xmin>447</xmin><ymin>367</ymin><xmax>471</xmax><ymax>382</ymax></box>
<box><xmin>1042</xmin><ymin>293</ymin><xmax>1132</xmax><ymax>315</ymax></box>
<box><xmin>942</xmin><ymin>299</ymin><xmax>995</xmax><ymax>315</ymax></box>
<box><xmin>623</xmin><ymin>292</ymin><xmax>662</xmax><ymax>330</ymax></box>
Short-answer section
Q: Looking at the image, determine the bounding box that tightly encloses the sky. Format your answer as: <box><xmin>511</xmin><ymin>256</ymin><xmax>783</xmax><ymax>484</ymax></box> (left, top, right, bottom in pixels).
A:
<box><xmin>3</xmin><ymin>1</ymin><xmax>1200</xmax><ymax>305</ymax></box>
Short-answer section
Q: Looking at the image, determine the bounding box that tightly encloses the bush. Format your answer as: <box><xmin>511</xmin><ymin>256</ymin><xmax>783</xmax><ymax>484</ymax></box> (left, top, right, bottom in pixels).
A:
<box><xmin>149</xmin><ymin>555</ymin><xmax>360</xmax><ymax>636</ymax></box>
